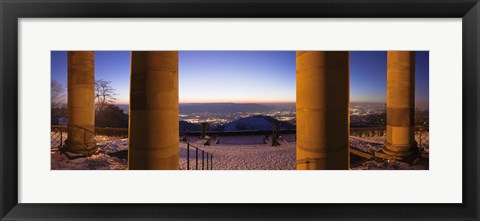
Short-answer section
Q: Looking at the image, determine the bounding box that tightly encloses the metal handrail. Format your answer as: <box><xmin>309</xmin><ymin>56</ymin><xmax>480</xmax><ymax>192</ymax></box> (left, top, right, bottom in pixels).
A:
<box><xmin>57</xmin><ymin>125</ymin><xmax>97</xmax><ymax>156</ymax></box>
<box><xmin>50</xmin><ymin>127</ymin><xmax>64</xmax><ymax>150</ymax></box>
<box><xmin>349</xmin><ymin>125</ymin><xmax>429</xmax><ymax>158</ymax></box>
<box><xmin>185</xmin><ymin>142</ymin><xmax>214</xmax><ymax>170</ymax></box>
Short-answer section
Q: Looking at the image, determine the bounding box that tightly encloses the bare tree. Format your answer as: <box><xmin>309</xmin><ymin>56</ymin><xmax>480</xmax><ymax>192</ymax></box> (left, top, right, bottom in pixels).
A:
<box><xmin>51</xmin><ymin>81</ymin><xmax>65</xmax><ymax>107</ymax></box>
<box><xmin>95</xmin><ymin>79</ymin><xmax>118</xmax><ymax>113</ymax></box>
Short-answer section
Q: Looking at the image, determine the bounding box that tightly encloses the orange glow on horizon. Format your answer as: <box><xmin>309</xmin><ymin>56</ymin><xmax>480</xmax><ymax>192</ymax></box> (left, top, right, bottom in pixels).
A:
<box><xmin>114</xmin><ymin>99</ymin><xmax>392</xmax><ymax>105</ymax></box>
<box><xmin>178</xmin><ymin>99</ymin><xmax>296</xmax><ymax>104</ymax></box>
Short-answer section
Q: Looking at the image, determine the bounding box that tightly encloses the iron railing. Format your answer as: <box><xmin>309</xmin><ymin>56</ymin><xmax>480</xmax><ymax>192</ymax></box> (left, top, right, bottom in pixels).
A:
<box><xmin>350</xmin><ymin>125</ymin><xmax>429</xmax><ymax>148</ymax></box>
<box><xmin>50</xmin><ymin>126</ymin><xmax>66</xmax><ymax>150</ymax></box>
<box><xmin>349</xmin><ymin>125</ymin><xmax>429</xmax><ymax>158</ymax></box>
<box><xmin>184</xmin><ymin>143</ymin><xmax>214</xmax><ymax>170</ymax></box>
<box><xmin>51</xmin><ymin>125</ymin><xmax>97</xmax><ymax>156</ymax></box>
<box><xmin>350</xmin><ymin>126</ymin><xmax>386</xmax><ymax>137</ymax></box>
<box><xmin>52</xmin><ymin>125</ymin><xmax>128</xmax><ymax>137</ymax></box>
<box><xmin>417</xmin><ymin>125</ymin><xmax>429</xmax><ymax>154</ymax></box>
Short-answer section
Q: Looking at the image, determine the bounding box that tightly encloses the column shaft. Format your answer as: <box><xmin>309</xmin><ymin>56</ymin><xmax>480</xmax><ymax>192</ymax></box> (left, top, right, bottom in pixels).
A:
<box><xmin>128</xmin><ymin>51</ymin><xmax>179</xmax><ymax>170</ymax></box>
<box><xmin>381</xmin><ymin>51</ymin><xmax>418</xmax><ymax>159</ymax></box>
<box><xmin>65</xmin><ymin>51</ymin><xmax>97</xmax><ymax>156</ymax></box>
<box><xmin>296</xmin><ymin>51</ymin><xmax>350</xmax><ymax>170</ymax></box>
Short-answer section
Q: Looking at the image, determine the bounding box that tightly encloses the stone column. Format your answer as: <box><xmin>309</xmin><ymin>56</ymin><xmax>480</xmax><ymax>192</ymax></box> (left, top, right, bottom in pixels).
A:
<box><xmin>64</xmin><ymin>51</ymin><xmax>97</xmax><ymax>157</ymax></box>
<box><xmin>296</xmin><ymin>51</ymin><xmax>350</xmax><ymax>170</ymax></box>
<box><xmin>376</xmin><ymin>51</ymin><xmax>418</xmax><ymax>161</ymax></box>
<box><xmin>129</xmin><ymin>51</ymin><xmax>179</xmax><ymax>170</ymax></box>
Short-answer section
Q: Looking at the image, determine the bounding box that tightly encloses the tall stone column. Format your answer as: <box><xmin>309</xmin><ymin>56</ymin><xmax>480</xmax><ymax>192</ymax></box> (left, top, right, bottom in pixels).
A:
<box><xmin>64</xmin><ymin>51</ymin><xmax>97</xmax><ymax>157</ymax></box>
<box><xmin>296</xmin><ymin>51</ymin><xmax>350</xmax><ymax>170</ymax></box>
<box><xmin>376</xmin><ymin>51</ymin><xmax>418</xmax><ymax>161</ymax></box>
<box><xmin>129</xmin><ymin>51</ymin><xmax>179</xmax><ymax>170</ymax></box>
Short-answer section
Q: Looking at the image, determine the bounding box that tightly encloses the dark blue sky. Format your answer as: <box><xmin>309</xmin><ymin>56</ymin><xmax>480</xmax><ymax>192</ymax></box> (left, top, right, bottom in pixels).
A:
<box><xmin>350</xmin><ymin>51</ymin><xmax>429</xmax><ymax>106</ymax></box>
<box><xmin>51</xmin><ymin>51</ymin><xmax>131</xmax><ymax>104</ymax></box>
<box><xmin>179</xmin><ymin>51</ymin><xmax>296</xmax><ymax>103</ymax></box>
<box><xmin>51</xmin><ymin>51</ymin><xmax>429</xmax><ymax>106</ymax></box>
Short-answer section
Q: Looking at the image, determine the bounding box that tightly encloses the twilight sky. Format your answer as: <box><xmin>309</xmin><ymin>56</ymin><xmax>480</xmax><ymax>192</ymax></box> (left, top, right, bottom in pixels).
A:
<box><xmin>51</xmin><ymin>51</ymin><xmax>429</xmax><ymax>106</ymax></box>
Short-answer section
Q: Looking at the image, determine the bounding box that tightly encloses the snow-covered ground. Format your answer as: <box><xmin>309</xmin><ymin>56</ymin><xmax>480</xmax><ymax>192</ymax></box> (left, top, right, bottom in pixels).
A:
<box><xmin>51</xmin><ymin>134</ymin><xmax>428</xmax><ymax>170</ymax></box>
<box><xmin>351</xmin><ymin>158</ymin><xmax>429</xmax><ymax>170</ymax></box>
<box><xmin>349</xmin><ymin>135</ymin><xmax>429</xmax><ymax>170</ymax></box>
<box><xmin>51</xmin><ymin>151</ymin><xmax>127</xmax><ymax>170</ymax></box>
<box><xmin>179</xmin><ymin>137</ymin><xmax>296</xmax><ymax>170</ymax></box>
<box><xmin>51</xmin><ymin>135</ymin><xmax>296</xmax><ymax>170</ymax></box>
<box><xmin>350</xmin><ymin>134</ymin><xmax>429</xmax><ymax>154</ymax></box>
<box><xmin>97</xmin><ymin>137</ymin><xmax>128</xmax><ymax>154</ymax></box>
<box><xmin>350</xmin><ymin>136</ymin><xmax>384</xmax><ymax>154</ymax></box>
<box><xmin>51</xmin><ymin>135</ymin><xmax>129</xmax><ymax>170</ymax></box>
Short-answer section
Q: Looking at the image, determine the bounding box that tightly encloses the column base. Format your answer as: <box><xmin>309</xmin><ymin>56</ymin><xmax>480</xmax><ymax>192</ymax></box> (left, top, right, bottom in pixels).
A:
<box><xmin>62</xmin><ymin>143</ymin><xmax>98</xmax><ymax>159</ymax></box>
<box><xmin>374</xmin><ymin>146</ymin><xmax>420</xmax><ymax>164</ymax></box>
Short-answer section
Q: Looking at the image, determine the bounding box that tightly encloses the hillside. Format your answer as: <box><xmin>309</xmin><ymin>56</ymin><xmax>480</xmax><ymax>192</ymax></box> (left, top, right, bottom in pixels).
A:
<box><xmin>179</xmin><ymin>103</ymin><xmax>274</xmax><ymax>114</ymax></box>
<box><xmin>179</xmin><ymin>121</ymin><xmax>202</xmax><ymax>133</ymax></box>
<box><xmin>222</xmin><ymin>115</ymin><xmax>295</xmax><ymax>131</ymax></box>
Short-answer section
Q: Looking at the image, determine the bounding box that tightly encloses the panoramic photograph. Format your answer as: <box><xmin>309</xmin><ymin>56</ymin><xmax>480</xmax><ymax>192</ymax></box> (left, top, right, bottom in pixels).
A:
<box><xmin>50</xmin><ymin>51</ymin><xmax>429</xmax><ymax>170</ymax></box>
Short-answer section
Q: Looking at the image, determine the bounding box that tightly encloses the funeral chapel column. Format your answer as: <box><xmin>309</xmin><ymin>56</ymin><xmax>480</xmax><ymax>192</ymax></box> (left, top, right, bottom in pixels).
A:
<box><xmin>129</xmin><ymin>52</ymin><xmax>179</xmax><ymax>170</ymax></box>
<box><xmin>296</xmin><ymin>51</ymin><xmax>350</xmax><ymax>170</ymax></box>
<box><xmin>65</xmin><ymin>51</ymin><xmax>97</xmax><ymax>156</ymax></box>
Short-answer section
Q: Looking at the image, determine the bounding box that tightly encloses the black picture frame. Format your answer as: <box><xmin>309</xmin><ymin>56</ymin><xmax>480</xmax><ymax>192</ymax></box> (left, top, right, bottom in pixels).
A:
<box><xmin>1</xmin><ymin>0</ymin><xmax>479</xmax><ymax>220</ymax></box>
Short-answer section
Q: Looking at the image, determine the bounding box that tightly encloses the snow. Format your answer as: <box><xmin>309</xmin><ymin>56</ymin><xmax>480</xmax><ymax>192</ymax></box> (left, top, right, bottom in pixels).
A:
<box><xmin>97</xmin><ymin>137</ymin><xmax>128</xmax><ymax>154</ymax></box>
<box><xmin>350</xmin><ymin>136</ymin><xmax>384</xmax><ymax>154</ymax></box>
<box><xmin>51</xmin><ymin>151</ymin><xmax>127</xmax><ymax>170</ymax></box>
<box><xmin>51</xmin><ymin>135</ymin><xmax>296</xmax><ymax>170</ymax></box>
<box><xmin>351</xmin><ymin>158</ymin><xmax>428</xmax><ymax>170</ymax></box>
<box><xmin>349</xmin><ymin>134</ymin><xmax>429</xmax><ymax>170</ymax></box>
<box><xmin>51</xmin><ymin>134</ymin><xmax>428</xmax><ymax>170</ymax></box>
<box><xmin>51</xmin><ymin>135</ymin><xmax>129</xmax><ymax>170</ymax></box>
<box><xmin>179</xmin><ymin>137</ymin><xmax>296</xmax><ymax>170</ymax></box>
<box><xmin>214</xmin><ymin>135</ymin><xmax>266</xmax><ymax>145</ymax></box>
<box><xmin>350</xmin><ymin>133</ymin><xmax>429</xmax><ymax>153</ymax></box>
